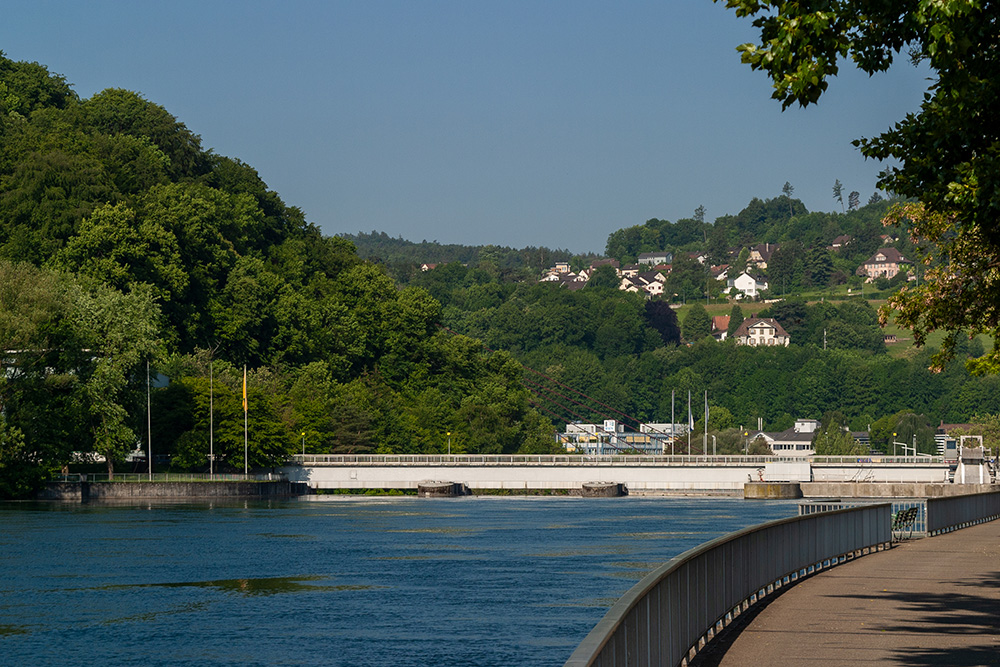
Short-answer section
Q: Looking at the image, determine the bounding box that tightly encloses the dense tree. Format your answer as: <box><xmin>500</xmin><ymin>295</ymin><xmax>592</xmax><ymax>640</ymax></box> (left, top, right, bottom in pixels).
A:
<box><xmin>717</xmin><ymin>1</ymin><xmax>1000</xmax><ymax>372</ymax></box>
<box><xmin>665</xmin><ymin>253</ymin><xmax>711</xmax><ymax>303</ymax></box>
<box><xmin>766</xmin><ymin>240</ymin><xmax>805</xmax><ymax>293</ymax></box>
<box><xmin>643</xmin><ymin>300</ymin><xmax>681</xmax><ymax>346</ymax></box>
<box><xmin>803</xmin><ymin>247</ymin><xmax>834</xmax><ymax>287</ymax></box>
<box><xmin>587</xmin><ymin>264</ymin><xmax>620</xmax><ymax>290</ymax></box>
<box><xmin>726</xmin><ymin>304</ymin><xmax>744</xmax><ymax>338</ymax></box>
<box><xmin>682</xmin><ymin>303</ymin><xmax>712</xmax><ymax>342</ymax></box>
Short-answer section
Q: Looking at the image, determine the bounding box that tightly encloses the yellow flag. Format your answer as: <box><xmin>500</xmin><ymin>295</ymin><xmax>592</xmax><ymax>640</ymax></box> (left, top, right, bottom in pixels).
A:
<box><xmin>242</xmin><ymin>366</ymin><xmax>247</xmax><ymax>412</ymax></box>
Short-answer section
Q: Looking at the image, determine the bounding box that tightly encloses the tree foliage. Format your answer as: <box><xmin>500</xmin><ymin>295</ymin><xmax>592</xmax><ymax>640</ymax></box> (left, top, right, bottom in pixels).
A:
<box><xmin>717</xmin><ymin>0</ymin><xmax>1000</xmax><ymax>372</ymax></box>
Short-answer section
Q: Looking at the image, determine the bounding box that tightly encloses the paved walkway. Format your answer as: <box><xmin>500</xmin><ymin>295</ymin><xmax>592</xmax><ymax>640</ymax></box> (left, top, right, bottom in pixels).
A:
<box><xmin>703</xmin><ymin>520</ymin><xmax>1000</xmax><ymax>666</ymax></box>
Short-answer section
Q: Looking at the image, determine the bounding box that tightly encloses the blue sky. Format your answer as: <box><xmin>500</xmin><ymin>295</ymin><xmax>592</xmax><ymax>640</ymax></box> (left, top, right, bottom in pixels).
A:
<box><xmin>2</xmin><ymin>1</ymin><xmax>930</xmax><ymax>254</ymax></box>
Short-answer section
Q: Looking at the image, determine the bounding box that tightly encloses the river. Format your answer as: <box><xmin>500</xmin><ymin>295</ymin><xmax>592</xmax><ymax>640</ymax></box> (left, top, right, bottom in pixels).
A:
<box><xmin>1</xmin><ymin>496</ymin><xmax>798</xmax><ymax>666</ymax></box>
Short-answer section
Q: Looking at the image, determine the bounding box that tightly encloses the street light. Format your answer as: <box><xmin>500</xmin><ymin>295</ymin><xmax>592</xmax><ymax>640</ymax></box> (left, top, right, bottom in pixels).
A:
<box><xmin>712</xmin><ymin>434</ymin><xmax>717</xmax><ymax>456</ymax></box>
<box><xmin>447</xmin><ymin>431</ymin><xmax>452</xmax><ymax>456</ymax></box>
<box><xmin>892</xmin><ymin>432</ymin><xmax>914</xmax><ymax>457</ymax></box>
<box><xmin>301</xmin><ymin>432</ymin><xmax>306</xmax><ymax>457</ymax></box>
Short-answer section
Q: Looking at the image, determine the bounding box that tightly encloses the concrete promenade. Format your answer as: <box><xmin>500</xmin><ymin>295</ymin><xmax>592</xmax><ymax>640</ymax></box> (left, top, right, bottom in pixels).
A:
<box><xmin>702</xmin><ymin>520</ymin><xmax>999</xmax><ymax>666</ymax></box>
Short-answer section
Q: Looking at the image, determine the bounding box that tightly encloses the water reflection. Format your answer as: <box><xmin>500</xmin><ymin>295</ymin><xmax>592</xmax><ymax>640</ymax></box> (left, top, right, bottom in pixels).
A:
<box><xmin>89</xmin><ymin>575</ymin><xmax>379</xmax><ymax>597</ymax></box>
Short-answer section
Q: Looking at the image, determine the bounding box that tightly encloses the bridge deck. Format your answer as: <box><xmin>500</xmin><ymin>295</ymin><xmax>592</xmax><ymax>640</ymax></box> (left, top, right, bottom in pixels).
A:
<box><xmin>701</xmin><ymin>519</ymin><xmax>1000</xmax><ymax>666</ymax></box>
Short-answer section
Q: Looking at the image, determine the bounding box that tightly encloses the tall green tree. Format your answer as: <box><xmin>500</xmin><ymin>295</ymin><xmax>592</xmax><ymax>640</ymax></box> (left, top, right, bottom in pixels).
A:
<box><xmin>726</xmin><ymin>304</ymin><xmax>744</xmax><ymax>338</ymax></box>
<box><xmin>682</xmin><ymin>303</ymin><xmax>712</xmax><ymax>342</ymax></box>
<box><xmin>71</xmin><ymin>282</ymin><xmax>162</xmax><ymax>477</ymax></box>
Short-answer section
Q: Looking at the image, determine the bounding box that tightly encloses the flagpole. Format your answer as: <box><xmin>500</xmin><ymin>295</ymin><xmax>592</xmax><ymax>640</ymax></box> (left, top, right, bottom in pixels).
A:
<box><xmin>243</xmin><ymin>365</ymin><xmax>248</xmax><ymax>476</ymax></box>
<box><xmin>147</xmin><ymin>360</ymin><xmax>152</xmax><ymax>481</ymax></box>
<box><xmin>704</xmin><ymin>390</ymin><xmax>708</xmax><ymax>455</ymax></box>
<box><xmin>687</xmin><ymin>390</ymin><xmax>692</xmax><ymax>455</ymax></box>
<box><xmin>671</xmin><ymin>389</ymin><xmax>675</xmax><ymax>455</ymax></box>
<box><xmin>209</xmin><ymin>360</ymin><xmax>214</xmax><ymax>477</ymax></box>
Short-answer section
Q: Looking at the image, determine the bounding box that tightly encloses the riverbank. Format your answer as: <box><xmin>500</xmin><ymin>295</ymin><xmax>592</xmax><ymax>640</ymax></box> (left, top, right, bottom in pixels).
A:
<box><xmin>38</xmin><ymin>480</ymin><xmax>308</xmax><ymax>501</ymax></box>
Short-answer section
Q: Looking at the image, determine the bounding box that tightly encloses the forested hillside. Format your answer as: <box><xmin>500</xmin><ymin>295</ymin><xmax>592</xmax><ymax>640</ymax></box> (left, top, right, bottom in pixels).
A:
<box><xmin>2</xmin><ymin>53</ymin><xmax>998</xmax><ymax>498</ymax></box>
<box><xmin>341</xmin><ymin>230</ymin><xmax>597</xmax><ymax>284</ymax></box>
<box><xmin>0</xmin><ymin>54</ymin><xmax>555</xmax><ymax>497</ymax></box>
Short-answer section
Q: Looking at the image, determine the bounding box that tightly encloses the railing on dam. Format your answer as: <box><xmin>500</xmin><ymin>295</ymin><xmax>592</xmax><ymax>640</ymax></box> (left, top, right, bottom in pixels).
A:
<box><xmin>291</xmin><ymin>454</ymin><xmax>941</xmax><ymax>467</ymax></box>
<box><xmin>563</xmin><ymin>504</ymin><xmax>891</xmax><ymax>667</ymax></box>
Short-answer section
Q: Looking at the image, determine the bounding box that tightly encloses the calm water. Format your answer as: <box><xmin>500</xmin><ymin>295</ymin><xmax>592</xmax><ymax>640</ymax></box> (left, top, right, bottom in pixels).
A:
<box><xmin>1</xmin><ymin>496</ymin><xmax>798</xmax><ymax>666</ymax></box>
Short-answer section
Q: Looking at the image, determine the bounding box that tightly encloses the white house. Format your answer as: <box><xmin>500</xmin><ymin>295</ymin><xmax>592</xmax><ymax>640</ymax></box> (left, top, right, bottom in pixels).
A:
<box><xmin>638</xmin><ymin>251</ymin><xmax>672</xmax><ymax>266</ymax></box>
<box><xmin>732</xmin><ymin>317</ymin><xmax>790</xmax><ymax>347</ymax></box>
<box><xmin>727</xmin><ymin>272</ymin><xmax>768</xmax><ymax>299</ymax></box>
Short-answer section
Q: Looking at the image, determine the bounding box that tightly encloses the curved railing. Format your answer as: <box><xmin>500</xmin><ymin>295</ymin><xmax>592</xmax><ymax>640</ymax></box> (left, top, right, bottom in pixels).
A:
<box><xmin>927</xmin><ymin>490</ymin><xmax>1000</xmax><ymax>535</ymax></box>
<box><xmin>564</xmin><ymin>504</ymin><xmax>891</xmax><ymax>667</ymax></box>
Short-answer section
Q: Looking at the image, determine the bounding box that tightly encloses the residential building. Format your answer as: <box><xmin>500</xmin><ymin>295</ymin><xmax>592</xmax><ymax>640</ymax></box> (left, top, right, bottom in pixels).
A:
<box><xmin>711</xmin><ymin>315</ymin><xmax>730</xmax><ymax>341</ymax></box>
<box><xmin>732</xmin><ymin>317</ymin><xmax>790</xmax><ymax>347</ymax></box>
<box><xmin>750</xmin><ymin>419</ymin><xmax>821</xmax><ymax>457</ymax></box>
<box><xmin>828</xmin><ymin>235</ymin><xmax>852</xmax><ymax>252</ymax></box>
<box><xmin>559</xmin><ymin>420</ymin><xmax>685</xmax><ymax>455</ymax></box>
<box><xmin>748</xmin><ymin>243</ymin><xmax>778</xmax><ymax>269</ymax></box>
<box><xmin>861</xmin><ymin>247</ymin><xmax>911</xmax><ymax>281</ymax></box>
<box><xmin>727</xmin><ymin>272</ymin><xmax>769</xmax><ymax>299</ymax></box>
<box><xmin>637</xmin><ymin>251</ymin><xmax>673</xmax><ymax>266</ymax></box>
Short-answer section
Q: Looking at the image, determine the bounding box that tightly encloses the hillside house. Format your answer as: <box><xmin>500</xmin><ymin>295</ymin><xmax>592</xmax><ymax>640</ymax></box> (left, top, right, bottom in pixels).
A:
<box><xmin>638</xmin><ymin>251</ymin><xmax>672</xmax><ymax>266</ymax></box>
<box><xmin>861</xmin><ymin>248</ymin><xmax>910</xmax><ymax>281</ymax></box>
<box><xmin>748</xmin><ymin>243</ymin><xmax>779</xmax><ymax>269</ymax></box>
<box><xmin>711</xmin><ymin>315</ymin><xmax>730</xmax><ymax>341</ymax></box>
<box><xmin>828</xmin><ymin>235</ymin><xmax>852</xmax><ymax>252</ymax></box>
<box><xmin>733</xmin><ymin>317</ymin><xmax>790</xmax><ymax>347</ymax></box>
<box><xmin>727</xmin><ymin>272</ymin><xmax>768</xmax><ymax>299</ymax></box>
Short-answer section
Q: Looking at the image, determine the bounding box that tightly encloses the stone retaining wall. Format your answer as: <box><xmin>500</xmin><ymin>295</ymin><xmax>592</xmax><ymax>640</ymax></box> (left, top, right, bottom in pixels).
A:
<box><xmin>39</xmin><ymin>481</ymin><xmax>306</xmax><ymax>501</ymax></box>
<box><xmin>801</xmin><ymin>482</ymin><xmax>997</xmax><ymax>498</ymax></box>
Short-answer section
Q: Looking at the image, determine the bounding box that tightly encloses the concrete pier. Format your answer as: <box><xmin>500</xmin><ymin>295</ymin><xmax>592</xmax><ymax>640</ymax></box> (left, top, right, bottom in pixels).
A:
<box><xmin>580</xmin><ymin>482</ymin><xmax>627</xmax><ymax>497</ymax></box>
<box><xmin>416</xmin><ymin>481</ymin><xmax>468</xmax><ymax>497</ymax></box>
<box><xmin>744</xmin><ymin>482</ymin><xmax>802</xmax><ymax>499</ymax></box>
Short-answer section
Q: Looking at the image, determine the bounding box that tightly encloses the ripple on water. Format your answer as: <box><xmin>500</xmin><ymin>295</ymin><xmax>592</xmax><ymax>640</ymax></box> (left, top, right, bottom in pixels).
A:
<box><xmin>86</xmin><ymin>575</ymin><xmax>383</xmax><ymax>597</ymax></box>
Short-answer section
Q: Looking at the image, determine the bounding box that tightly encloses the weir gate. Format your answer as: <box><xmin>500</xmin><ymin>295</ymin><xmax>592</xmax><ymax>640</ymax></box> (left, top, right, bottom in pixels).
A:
<box><xmin>280</xmin><ymin>454</ymin><xmax>951</xmax><ymax>493</ymax></box>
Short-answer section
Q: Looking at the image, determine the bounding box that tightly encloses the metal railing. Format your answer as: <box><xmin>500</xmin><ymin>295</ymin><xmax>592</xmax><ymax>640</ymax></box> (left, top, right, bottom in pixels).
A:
<box><xmin>291</xmin><ymin>454</ymin><xmax>941</xmax><ymax>467</ymax></box>
<box><xmin>800</xmin><ymin>500</ymin><xmax>927</xmax><ymax>536</ymax></box>
<box><xmin>54</xmin><ymin>472</ymin><xmax>285</xmax><ymax>483</ymax></box>
<box><xmin>926</xmin><ymin>490</ymin><xmax>1000</xmax><ymax>535</ymax></box>
<box><xmin>564</xmin><ymin>504</ymin><xmax>891</xmax><ymax>667</ymax></box>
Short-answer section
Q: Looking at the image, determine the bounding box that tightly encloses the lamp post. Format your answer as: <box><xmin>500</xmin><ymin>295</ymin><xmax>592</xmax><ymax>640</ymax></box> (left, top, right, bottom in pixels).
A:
<box><xmin>301</xmin><ymin>432</ymin><xmax>306</xmax><ymax>457</ymax></box>
<box><xmin>447</xmin><ymin>431</ymin><xmax>452</xmax><ymax>456</ymax></box>
<box><xmin>893</xmin><ymin>432</ymin><xmax>913</xmax><ymax>458</ymax></box>
<box><xmin>744</xmin><ymin>431</ymin><xmax>749</xmax><ymax>455</ymax></box>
